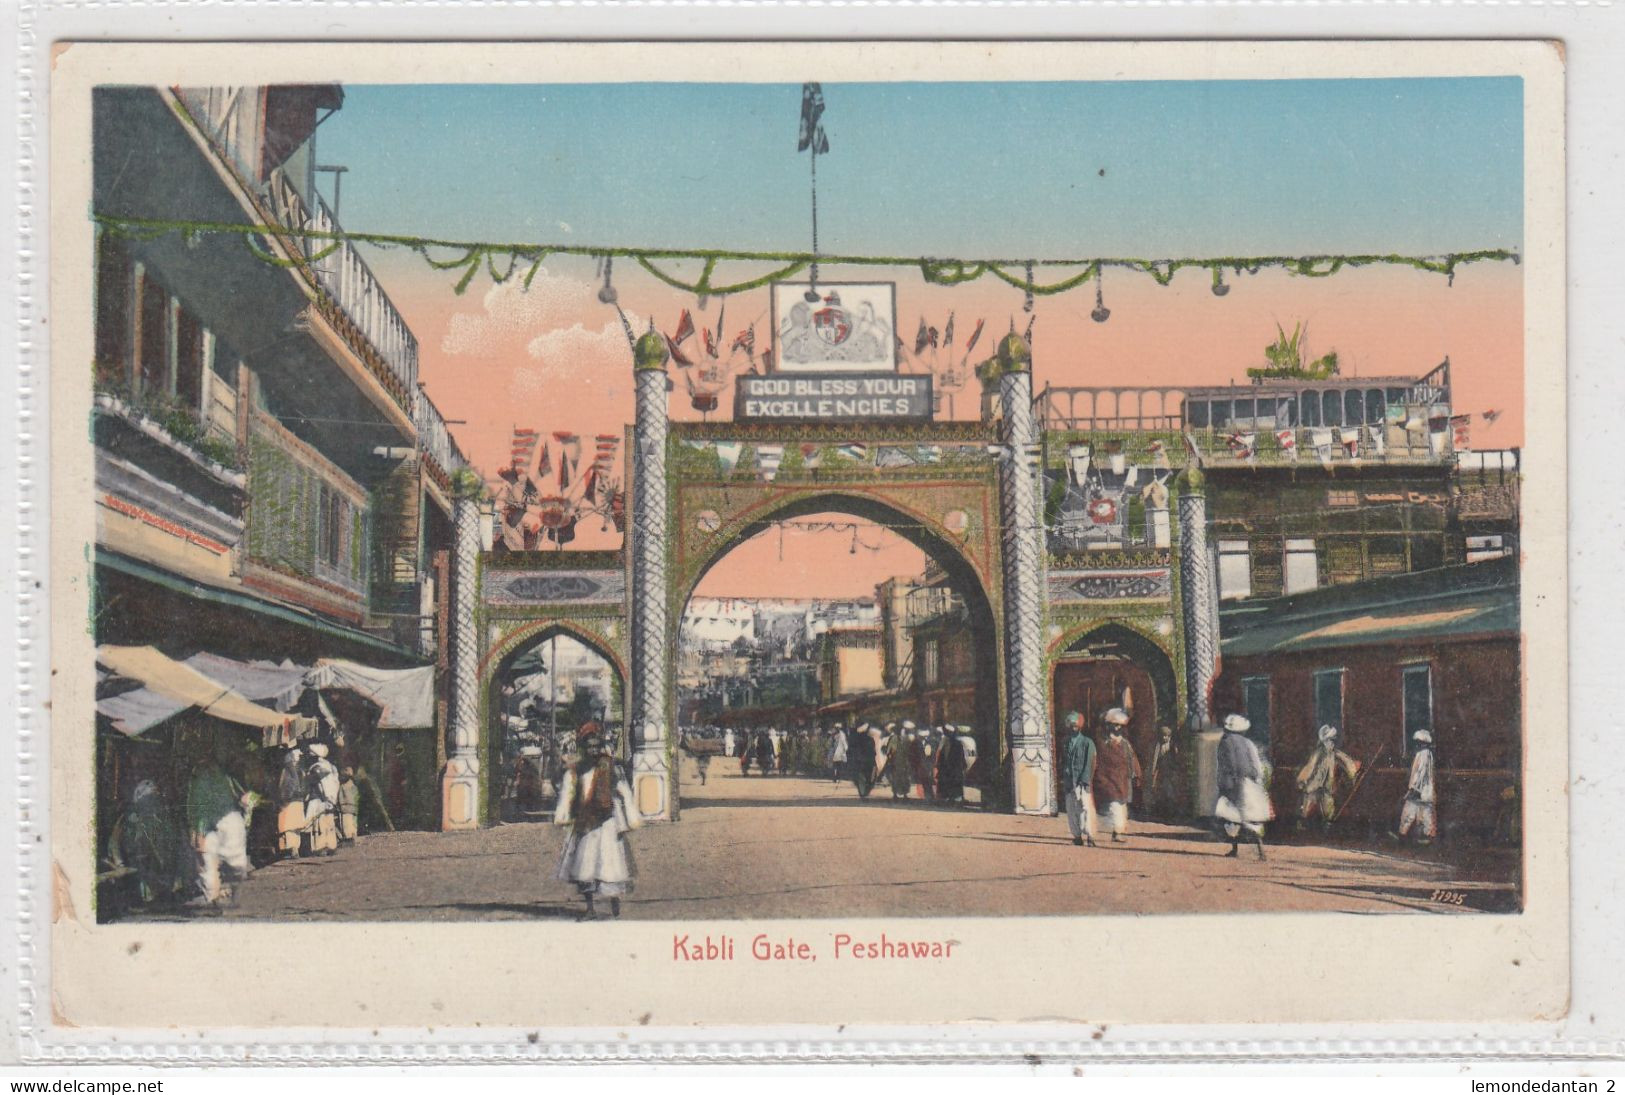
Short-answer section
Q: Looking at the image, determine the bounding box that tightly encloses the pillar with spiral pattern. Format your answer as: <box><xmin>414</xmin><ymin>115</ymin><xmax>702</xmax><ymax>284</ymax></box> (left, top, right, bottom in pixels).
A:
<box><xmin>440</xmin><ymin>494</ymin><xmax>482</xmax><ymax>830</ymax></box>
<box><xmin>993</xmin><ymin>331</ymin><xmax>1054</xmax><ymax>815</ymax></box>
<box><xmin>1176</xmin><ymin>463</ymin><xmax>1220</xmax><ymax>730</ymax></box>
<box><xmin>628</xmin><ymin>328</ymin><xmax>675</xmax><ymax>821</ymax></box>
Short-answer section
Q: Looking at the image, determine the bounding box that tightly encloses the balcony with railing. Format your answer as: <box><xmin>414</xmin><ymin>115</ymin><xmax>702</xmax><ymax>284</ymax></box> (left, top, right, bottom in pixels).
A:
<box><xmin>414</xmin><ymin>388</ymin><xmax>468</xmax><ymax>488</ymax></box>
<box><xmin>173</xmin><ymin>86</ymin><xmax>421</xmax><ymax>415</ymax></box>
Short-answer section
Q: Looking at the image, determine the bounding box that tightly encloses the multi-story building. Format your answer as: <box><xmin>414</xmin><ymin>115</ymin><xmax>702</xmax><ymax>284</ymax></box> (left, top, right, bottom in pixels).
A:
<box><xmin>91</xmin><ymin>83</ymin><xmax>470</xmax><ymax>852</ymax></box>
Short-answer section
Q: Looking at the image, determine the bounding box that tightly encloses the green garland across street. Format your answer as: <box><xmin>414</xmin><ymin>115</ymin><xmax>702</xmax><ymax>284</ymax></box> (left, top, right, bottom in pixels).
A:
<box><xmin>93</xmin><ymin>214</ymin><xmax>1520</xmax><ymax>299</ymax></box>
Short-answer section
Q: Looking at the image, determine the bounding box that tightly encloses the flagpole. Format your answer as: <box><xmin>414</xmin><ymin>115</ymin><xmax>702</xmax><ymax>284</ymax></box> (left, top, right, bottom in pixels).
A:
<box><xmin>807</xmin><ymin>140</ymin><xmax>820</xmax><ymax>301</ymax></box>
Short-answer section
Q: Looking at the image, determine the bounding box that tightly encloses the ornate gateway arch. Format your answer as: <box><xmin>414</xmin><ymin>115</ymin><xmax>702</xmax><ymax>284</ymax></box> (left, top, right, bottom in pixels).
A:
<box><xmin>441</xmin><ymin>302</ymin><xmax>1223</xmax><ymax>829</ymax></box>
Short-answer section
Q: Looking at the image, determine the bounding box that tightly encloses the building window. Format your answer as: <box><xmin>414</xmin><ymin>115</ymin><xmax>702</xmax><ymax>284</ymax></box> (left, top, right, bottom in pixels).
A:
<box><xmin>1186</xmin><ymin>400</ymin><xmax>1209</xmax><ymax>428</ymax></box>
<box><xmin>1218</xmin><ymin>539</ymin><xmax>1252</xmax><ymax>600</ymax></box>
<box><xmin>1326</xmin><ymin>489</ymin><xmax>1358</xmax><ymax>507</ymax></box>
<box><xmin>1313</xmin><ymin>668</ymin><xmax>1345</xmax><ymax>731</ymax></box>
<box><xmin>1345</xmin><ymin>389</ymin><xmax>1366</xmax><ymax>426</ymax></box>
<box><xmin>1402</xmin><ymin>664</ymin><xmax>1433</xmax><ymax>754</ymax></box>
<box><xmin>921</xmin><ymin>638</ymin><xmax>940</xmax><ymax>686</ymax></box>
<box><xmin>1284</xmin><ymin>539</ymin><xmax>1319</xmax><ymax>593</ymax></box>
<box><xmin>1242</xmin><ymin>676</ymin><xmax>1272</xmax><ymax>754</ymax></box>
<box><xmin>94</xmin><ymin>234</ymin><xmax>133</xmax><ymax>385</ymax></box>
<box><xmin>1300</xmin><ymin>391</ymin><xmax>1322</xmax><ymax>428</ymax></box>
<box><xmin>1466</xmin><ymin>534</ymin><xmax>1511</xmax><ymax>563</ymax></box>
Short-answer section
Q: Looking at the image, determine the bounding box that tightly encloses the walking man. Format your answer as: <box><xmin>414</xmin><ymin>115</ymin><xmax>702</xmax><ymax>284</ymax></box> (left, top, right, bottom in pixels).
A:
<box><xmin>185</xmin><ymin>753</ymin><xmax>253</xmax><ymax>912</ymax></box>
<box><xmin>1093</xmin><ymin>709</ymin><xmax>1143</xmax><ymax>842</ymax></box>
<box><xmin>1060</xmin><ymin>710</ymin><xmax>1098</xmax><ymax>847</ymax></box>
<box><xmin>1214</xmin><ymin>713</ymin><xmax>1271</xmax><ymax>860</ymax></box>
<box><xmin>274</xmin><ymin>746</ymin><xmax>306</xmax><ymax>859</ymax></box>
<box><xmin>1297</xmin><ymin>724</ymin><xmax>1360</xmax><ymax>832</ymax></box>
<box><xmin>848</xmin><ymin>722</ymin><xmax>877</xmax><ymax>798</ymax></box>
<box><xmin>304</xmin><ymin>743</ymin><xmax>340</xmax><ymax>857</ymax></box>
<box><xmin>1395</xmin><ymin>730</ymin><xmax>1438</xmax><ymax>845</ymax></box>
<box><xmin>828</xmin><ymin>724</ymin><xmax>849</xmax><ymax>783</ymax></box>
<box><xmin>553</xmin><ymin>722</ymin><xmax>638</xmax><ymax>920</ymax></box>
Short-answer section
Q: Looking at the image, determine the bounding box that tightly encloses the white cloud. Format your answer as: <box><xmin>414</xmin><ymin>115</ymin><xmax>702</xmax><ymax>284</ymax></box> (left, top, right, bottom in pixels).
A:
<box><xmin>440</xmin><ymin>268</ymin><xmax>599</xmax><ymax>357</ymax></box>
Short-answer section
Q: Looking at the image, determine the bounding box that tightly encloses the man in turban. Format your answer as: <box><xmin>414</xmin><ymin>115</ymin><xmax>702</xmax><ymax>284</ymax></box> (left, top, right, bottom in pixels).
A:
<box><xmin>1296</xmin><ymin>724</ymin><xmax>1360</xmax><ymax>832</ymax></box>
<box><xmin>1395</xmin><ymin>730</ymin><xmax>1438</xmax><ymax>845</ymax></box>
<box><xmin>553</xmin><ymin>722</ymin><xmax>638</xmax><ymax>920</ymax></box>
<box><xmin>1092</xmin><ymin>708</ymin><xmax>1143</xmax><ymax>842</ymax></box>
<box><xmin>304</xmin><ymin>743</ymin><xmax>340</xmax><ymax>857</ymax></box>
<box><xmin>1059</xmin><ymin>710</ymin><xmax>1098</xmax><ymax>847</ymax></box>
<box><xmin>1214</xmin><ymin>714</ymin><xmax>1271</xmax><ymax>860</ymax></box>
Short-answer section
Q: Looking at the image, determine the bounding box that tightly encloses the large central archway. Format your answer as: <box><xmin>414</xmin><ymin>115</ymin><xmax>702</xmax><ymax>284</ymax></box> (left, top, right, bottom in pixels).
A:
<box><xmin>671</xmin><ymin>489</ymin><xmax>1004</xmax><ymax>813</ymax></box>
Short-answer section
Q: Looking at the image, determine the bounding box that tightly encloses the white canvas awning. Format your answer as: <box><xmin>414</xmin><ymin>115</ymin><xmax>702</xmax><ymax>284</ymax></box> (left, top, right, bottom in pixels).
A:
<box><xmin>302</xmin><ymin>659</ymin><xmax>436</xmax><ymax>729</ymax></box>
<box><xmin>95</xmin><ymin>645</ymin><xmax>317</xmax><ymax>746</ymax></box>
<box><xmin>181</xmin><ymin>651</ymin><xmax>311</xmax><ymax>710</ymax></box>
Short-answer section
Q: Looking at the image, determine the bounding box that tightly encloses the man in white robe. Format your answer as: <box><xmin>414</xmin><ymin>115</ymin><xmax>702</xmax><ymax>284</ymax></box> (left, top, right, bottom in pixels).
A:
<box><xmin>1396</xmin><ymin>730</ymin><xmax>1438</xmax><ymax>844</ymax></box>
<box><xmin>553</xmin><ymin>722</ymin><xmax>638</xmax><ymax>919</ymax></box>
<box><xmin>1214</xmin><ymin>713</ymin><xmax>1271</xmax><ymax>860</ymax></box>
<box><xmin>304</xmin><ymin>743</ymin><xmax>340</xmax><ymax>856</ymax></box>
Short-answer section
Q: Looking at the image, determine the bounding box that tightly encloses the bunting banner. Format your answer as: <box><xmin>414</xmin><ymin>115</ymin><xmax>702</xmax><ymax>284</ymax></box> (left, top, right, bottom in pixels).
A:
<box><xmin>1310</xmin><ymin>428</ymin><xmax>1335</xmax><ymax>465</ymax></box>
<box><xmin>1366</xmin><ymin>424</ymin><xmax>1388</xmax><ymax>456</ymax></box>
<box><xmin>714</xmin><ymin>441</ymin><xmax>744</xmax><ymax>475</ymax></box>
<box><xmin>837</xmin><ymin>443</ymin><xmax>869</xmax><ymax>464</ymax></box>
<box><xmin>756</xmin><ymin>443</ymin><xmax>785</xmax><ymax>481</ymax></box>
<box><xmin>1275</xmin><ymin>428</ymin><xmax>1298</xmax><ymax>460</ymax></box>
<box><xmin>1337</xmin><ymin>426</ymin><xmax>1361</xmax><ymax>456</ymax></box>
<box><xmin>1067</xmin><ymin>442</ymin><xmax>1091</xmax><ymax>485</ymax></box>
<box><xmin>1227</xmin><ymin>432</ymin><xmax>1257</xmax><ymax>462</ymax></box>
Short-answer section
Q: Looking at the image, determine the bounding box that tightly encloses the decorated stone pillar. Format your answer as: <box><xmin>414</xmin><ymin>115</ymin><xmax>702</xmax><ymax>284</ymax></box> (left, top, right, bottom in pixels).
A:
<box><xmin>628</xmin><ymin>328</ymin><xmax>674</xmax><ymax>821</ymax></box>
<box><xmin>1177</xmin><ymin>464</ymin><xmax>1221</xmax><ymax>730</ymax></box>
<box><xmin>994</xmin><ymin>332</ymin><xmax>1053</xmax><ymax>815</ymax></box>
<box><xmin>440</xmin><ymin>493</ymin><xmax>482</xmax><ymax>830</ymax></box>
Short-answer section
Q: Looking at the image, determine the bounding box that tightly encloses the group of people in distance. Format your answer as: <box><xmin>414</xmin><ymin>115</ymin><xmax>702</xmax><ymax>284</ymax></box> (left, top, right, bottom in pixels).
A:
<box><xmin>1059</xmin><ymin>707</ymin><xmax>1443</xmax><ymax>859</ymax></box>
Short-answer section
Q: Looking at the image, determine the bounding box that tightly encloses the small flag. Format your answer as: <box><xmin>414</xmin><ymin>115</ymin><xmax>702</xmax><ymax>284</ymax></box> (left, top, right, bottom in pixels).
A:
<box><xmin>963</xmin><ymin>318</ymin><xmax>985</xmax><ymax>357</ymax></box>
<box><xmin>1451</xmin><ymin>413</ymin><xmax>1472</xmax><ymax>451</ymax></box>
<box><xmin>672</xmin><ymin>309</ymin><xmax>695</xmax><ymax>347</ymax></box>
<box><xmin>914</xmin><ymin>317</ymin><xmax>929</xmax><ymax>356</ymax></box>
<box><xmin>583</xmin><ymin>468</ymin><xmax>599</xmax><ymax>505</ymax></box>
<box><xmin>497</xmin><ymin>466</ymin><xmax>520</xmax><ymax>485</ymax></box>
<box><xmin>732</xmin><ymin>325</ymin><xmax>756</xmax><ymax>355</ymax></box>
<box><xmin>665</xmin><ymin>332</ymin><xmax>695</xmax><ymax>369</ymax></box>
<box><xmin>927</xmin><ymin>325</ymin><xmax>940</xmax><ymax>349</ymax></box>
<box><xmin>536</xmin><ymin>443</ymin><xmax>552</xmax><ymax>478</ymax></box>
<box><xmin>1275</xmin><ymin>428</ymin><xmax>1297</xmax><ymax>461</ymax></box>
<box><xmin>797</xmin><ymin>83</ymin><xmax>829</xmax><ymax>154</ymax></box>
<box><xmin>1482</xmin><ymin>409</ymin><xmax>1503</xmax><ymax>425</ymax></box>
<box><xmin>943</xmin><ymin>313</ymin><xmax>956</xmax><ymax>348</ymax></box>
<box><xmin>703</xmin><ymin>327</ymin><xmax>718</xmax><ymax>359</ymax></box>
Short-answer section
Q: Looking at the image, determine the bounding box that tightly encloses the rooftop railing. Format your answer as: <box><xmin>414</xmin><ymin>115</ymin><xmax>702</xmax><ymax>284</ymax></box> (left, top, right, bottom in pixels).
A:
<box><xmin>413</xmin><ymin>387</ymin><xmax>467</xmax><ymax>480</ymax></box>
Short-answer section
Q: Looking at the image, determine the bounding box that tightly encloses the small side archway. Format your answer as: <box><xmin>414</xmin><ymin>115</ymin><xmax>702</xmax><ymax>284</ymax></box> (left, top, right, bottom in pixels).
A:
<box><xmin>1050</xmin><ymin>622</ymin><xmax>1179</xmax><ymax>798</ymax></box>
<box><xmin>480</xmin><ymin>620</ymin><xmax>628</xmax><ymax>824</ymax></box>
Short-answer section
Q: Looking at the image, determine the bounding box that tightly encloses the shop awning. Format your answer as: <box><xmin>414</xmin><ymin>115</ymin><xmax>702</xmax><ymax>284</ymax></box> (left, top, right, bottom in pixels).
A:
<box><xmin>95</xmin><ymin>645</ymin><xmax>317</xmax><ymax>745</ymax></box>
<box><xmin>181</xmin><ymin>651</ymin><xmax>311</xmax><ymax>709</ymax></box>
<box><xmin>302</xmin><ymin>659</ymin><xmax>436</xmax><ymax>729</ymax></box>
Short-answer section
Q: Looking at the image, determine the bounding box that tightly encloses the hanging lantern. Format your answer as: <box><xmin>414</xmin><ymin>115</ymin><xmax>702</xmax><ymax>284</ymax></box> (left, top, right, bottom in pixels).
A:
<box><xmin>1211</xmin><ymin>266</ymin><xmax>1230</xmax><ymax>297</ymax></box>
<box><xmin>1087</xmin><ymin>496</ymin><xmax>1119</xmax><ymax>524</ymax></box>
<box><xmin>1090</xmin><ymin>276</ymin><xmax>1111</xmax><ymax>324</ymax></box>
<box><xmin>691</xmin><ymin>391</ymin><xmax>719</xmax><ymax>413</ymax></box>
<box><xmin>597</xmin><ymin>255</ymin><xmax>618</xmax><ymax>304</ymax></box>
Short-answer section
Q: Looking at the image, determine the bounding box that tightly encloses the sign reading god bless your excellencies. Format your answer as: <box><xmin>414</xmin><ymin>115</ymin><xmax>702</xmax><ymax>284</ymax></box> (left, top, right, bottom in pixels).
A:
<box><xmin>737</xmin><ymin>281</ymin><xmax>931</xmax><ymax>422</ymax></box>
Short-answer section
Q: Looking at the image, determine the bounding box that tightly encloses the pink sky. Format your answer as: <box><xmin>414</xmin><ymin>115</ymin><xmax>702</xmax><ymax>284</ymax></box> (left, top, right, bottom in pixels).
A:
<box><xmin>382</xmin><ymin>253</ymin><xmax>1524</xmax><ymax>598</ymax></box>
